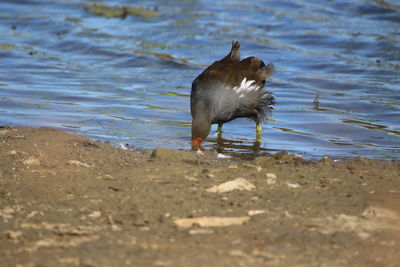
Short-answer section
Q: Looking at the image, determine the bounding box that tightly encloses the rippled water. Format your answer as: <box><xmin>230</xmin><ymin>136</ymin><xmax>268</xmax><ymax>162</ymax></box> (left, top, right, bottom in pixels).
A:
<box><xmin>1</xmin><ymin>0</ymin><xmax>399</xmax><ymax>160</ymax></box>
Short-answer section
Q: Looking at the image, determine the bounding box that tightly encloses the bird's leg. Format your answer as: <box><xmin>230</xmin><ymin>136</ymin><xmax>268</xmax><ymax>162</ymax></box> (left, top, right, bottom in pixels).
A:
<box><xmin>256</xmin><ymin>122</ymin><xmax>262</xmax><ymax>142</ymax></box>
<box><xmin>216</xmin><ymin>123</ymin><xmax>223</xmax><ymax>138</ymax></box>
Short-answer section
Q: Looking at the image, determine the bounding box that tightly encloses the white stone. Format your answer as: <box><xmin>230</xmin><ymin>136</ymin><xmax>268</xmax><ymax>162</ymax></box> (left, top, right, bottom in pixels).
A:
<box><xmin>196</xmin><ymin>150</ymin><xmax>204</xmax><ymax>156</ymax></box>
<box><xmin>67</xmin><ymin>160</ymin><xmax>93</xmax><ymax>168</ymax></box>
<box><xmin>88</xmin><ymin>211</ymin><xmax>102</xmax><ymax>219</ymax></box>
<box><xmin>266</xmin><ymin>173</ymin><xmax>277</xmax><ymax>185</ymax></box>
<box><xmin>206</xmin><ymin>178</ymin><xmax>256</xmax><ymax>193</ymax></box>
<box><xmin>217</xmin><ymin>153</ymin><xmax>231</xmax><ymax>159</ymax></box>
<box><xmin>188</xmin><ymin>229</ymin><xmax>214</xmax><ymax>235</ymax></box>
<box><xmin>287</xmin><ymin>183</ymin><xmax>300</xmax><ymax>188</ymax></box>
<box><xmin>120</xmin><ymin>143</ymin><xmax>128</xmax><ymax>150</ymax></box>
<box><xmin>23</xmin><ymin>156</ymin><xmax>40</xmax><ymax>166</ymax></box>
<box><xmin>248</xmin><ymin>210</ymin><xmax>266</xmax><ymax>216</ymax></box>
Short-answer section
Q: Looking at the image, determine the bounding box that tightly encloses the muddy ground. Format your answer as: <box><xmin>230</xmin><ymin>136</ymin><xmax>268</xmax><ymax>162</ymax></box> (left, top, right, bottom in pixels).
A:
<box><xmin>0</xmin><ymin>126</ymin><xmax>399</xmax><ymax>266</ymax></box>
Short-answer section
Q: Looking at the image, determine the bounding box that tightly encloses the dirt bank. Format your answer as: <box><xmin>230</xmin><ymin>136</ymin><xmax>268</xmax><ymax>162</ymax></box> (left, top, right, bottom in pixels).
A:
<box><xmin>0</xmin><ymin>126</ymin><xmax>399</xmax><ymax>266</ymax></box>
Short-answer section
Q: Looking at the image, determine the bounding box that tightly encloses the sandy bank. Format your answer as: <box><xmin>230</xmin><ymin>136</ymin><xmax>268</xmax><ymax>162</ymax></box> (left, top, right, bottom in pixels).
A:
<box><xmin>0</xmin><ymin>126</ymin><xmax>399</xmax><ymax>266</ymax></box>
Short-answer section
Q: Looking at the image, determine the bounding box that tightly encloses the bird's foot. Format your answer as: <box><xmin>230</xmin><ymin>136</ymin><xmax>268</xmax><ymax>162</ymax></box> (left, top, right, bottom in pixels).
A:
<box><xmin>256</xmin><ymin>123</ymin><xmax>262</xmax><ymax>142</ymax></box>
<box><xmin>216</xmin><ymin>123</ymin><xmax>223</xmax><ymax>138</ymax></box>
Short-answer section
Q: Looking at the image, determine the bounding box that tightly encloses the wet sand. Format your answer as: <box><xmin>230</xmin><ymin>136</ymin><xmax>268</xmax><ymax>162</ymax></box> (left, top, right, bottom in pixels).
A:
<box><xmin>0</xmin><ymin>126</ymin><xmax>399</xmax><ymax>266</ymax></box>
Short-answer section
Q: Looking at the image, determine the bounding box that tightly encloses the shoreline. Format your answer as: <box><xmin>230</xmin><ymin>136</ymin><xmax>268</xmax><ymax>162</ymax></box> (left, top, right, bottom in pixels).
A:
<box><xmin>1</xmin><ymin>126</ymin><xmax>399</xmax><ymax>266</ymax></box>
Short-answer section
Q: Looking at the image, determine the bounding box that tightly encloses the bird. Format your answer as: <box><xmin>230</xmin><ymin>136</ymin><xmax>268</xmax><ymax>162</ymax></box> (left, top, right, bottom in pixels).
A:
<box><xmin>190</xmin><ymin>41</ymin><xmax>275</xmax><ymax>146</ymax></box>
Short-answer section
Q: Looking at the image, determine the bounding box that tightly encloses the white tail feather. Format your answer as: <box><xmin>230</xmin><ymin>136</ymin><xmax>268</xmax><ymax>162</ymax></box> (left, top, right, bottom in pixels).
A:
<box><xmin>232</xmin><ymin>78</ymin><xmax>259</xmax><ymax>94</ymax></box>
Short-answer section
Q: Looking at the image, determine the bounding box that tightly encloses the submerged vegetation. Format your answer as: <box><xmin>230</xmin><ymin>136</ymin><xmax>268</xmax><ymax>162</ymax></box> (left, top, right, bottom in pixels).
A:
<box><xmin>84</xmin><ymin>3</ymin><xmax>159</xmax><ymax>19</ymax></box>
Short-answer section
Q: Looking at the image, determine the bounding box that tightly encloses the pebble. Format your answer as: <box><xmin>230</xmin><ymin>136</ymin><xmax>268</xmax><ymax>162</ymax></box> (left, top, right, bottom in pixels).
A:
<box><xmin>248</xmin><ymin>210</ymin><xmax>266</xmax><ymax>216</ymax></box>
<box><xmin>119</xmin><ymin>143</ymin><xmax>129</xmax><ymax>150</ymax></box>
<box><xmin>67</xmin><ymin>160</ymin><xmax>93</xmax><ymax>168</ymax></box>
<box><xmin>287</xmin><ymin>183</ymin><xmax>301</xmax><ymax>188</ymax></box>
<box><xmin>196</xmin><ymin>150</ymin><xmax>204</xmax><ymax>156</ymax></box>
<box><xmin>88</xmin><ymin>211</ymin><xmax>102</xmax><ymax>219</ymax></box>
<box><xmin>184</xmin><ymin>175</ymin><xmax>198</xmax><ymax>181</ymax></box>
<box><xmin>206</xmin><ymin>178</ymin><xmax>256</xmax><ymax>193</ymax></box>
<box><xmin>188</xmin><ymin>229</ymin><xmax>214</xmax><ymax>235</ymax></box>
<box><xmin>266</xmin><ymin>173</ymin><xmax>277</xmax><ymax>185</ymax></box>
<box><xmin>5</xmin><ymin>230</ymin><xmax>23</xmax><ymax>240</ymax></box>
<box><xmin>97</xmin><ymin>174</ymin><xmax>114</xmax><ymax>180</ymax></box>
<box><xmin>217</xmin><ymin>153</ymin><xmax>231</xmax><ymax>159</ymax></box>
<box><xmin>229</xmin><ymin>250</ymin><xmax>248</xmax><ymax>257</ymax></box>
<box><xmin>23</xmin><ymin>156</ymin><xmax>40</xmax><ymax>166</ymax></box>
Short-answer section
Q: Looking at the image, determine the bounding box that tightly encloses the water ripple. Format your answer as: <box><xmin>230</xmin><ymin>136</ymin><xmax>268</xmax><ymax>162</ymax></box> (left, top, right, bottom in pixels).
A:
<box><xmin>0</xmin><ymin>0</ymin><xmax>399</xmax><ymax>160</ymax></box>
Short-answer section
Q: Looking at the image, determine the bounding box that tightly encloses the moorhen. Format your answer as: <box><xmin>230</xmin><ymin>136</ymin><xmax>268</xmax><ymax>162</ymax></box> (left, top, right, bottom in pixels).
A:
<box><xmin>190</xmin><ymin>41</ymin><xmax>275</xmax><ymax>145</ymax></box>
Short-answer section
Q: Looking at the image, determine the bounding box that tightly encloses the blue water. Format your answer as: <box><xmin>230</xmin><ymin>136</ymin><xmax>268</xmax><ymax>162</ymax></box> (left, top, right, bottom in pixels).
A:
<box><xmin>1</xmin><ymin>0</ymin><xmax>399</xmax><ymax>160</ymax></box>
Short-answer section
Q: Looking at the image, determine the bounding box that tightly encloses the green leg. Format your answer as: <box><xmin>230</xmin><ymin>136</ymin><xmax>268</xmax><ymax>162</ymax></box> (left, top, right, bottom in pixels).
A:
<box><xmin>256</xmin><ymin>122</ymin><xmax>262</xmax><ymax>142</ymax></box>
<box><xmin>216</xmin><ymin>123</ymin><xmax>223</xmax><ymax>137</ymax></box>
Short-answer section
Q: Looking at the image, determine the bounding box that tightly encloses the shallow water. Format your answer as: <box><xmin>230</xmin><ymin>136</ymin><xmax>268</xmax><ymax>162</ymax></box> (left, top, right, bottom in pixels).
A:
<box><xmin>1</xmin><ymin>0</ymin><xmax>399</xmax><ymax>160</ymax></box>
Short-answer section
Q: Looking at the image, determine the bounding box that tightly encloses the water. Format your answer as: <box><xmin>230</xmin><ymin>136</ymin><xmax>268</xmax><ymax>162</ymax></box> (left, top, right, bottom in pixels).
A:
<box><xmin>1</xmin><ymin>0</ymin><xmax>399</xmax><ymax>160</ymax></box>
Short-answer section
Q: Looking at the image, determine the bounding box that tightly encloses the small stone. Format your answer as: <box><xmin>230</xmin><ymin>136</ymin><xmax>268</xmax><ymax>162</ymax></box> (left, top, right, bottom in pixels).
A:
<box><xmin>357</xmin><ymin>231</ymin><xmax>371</xmax><ymax>240</ymax></box>
<box><xmin>255</xmin><ymin>166</ymin><xmax>262</xmax><ymax>172</ymax></box>
<box><xmin>26</xmin><ymin>211</ymin><xmax>42</xmax><ymax>219</ymax></box>
<box><xmin>88</xmin><ymin>211</ymin><xmax>102</xmax><ymax>219</ymax></box>
<box><xmin>321</xmin><ymin>156</ymin><xmax>332</xmax><ymax>163</ymax></box>
<box><xmin>229</xmin><ymin>250</ymin><xmax>248</xmax><ymax>257</ymax></box>
<box><xmin>5</xmin><ymin>230</ymin><xmax>23</xmax><ymax>240</ymax></box>
<box><xmin>228</xmin><ymin>165</ymin><xmax>238</xmax><ymax>169</ymax></box>
<box><xmin>98</xmin><ymin>174</ymin><xmax>114</xmax><ymax>180</ymax></box>
<box><xmin>287</xmin><ymin>183</ymin><xmax>300</xmax><ymax>188</ymax></box>
<box><xmin>248</xmin><ymin>210</ymin><xmax>266</xmax><ymax>216</ymax></box>
<box><xmin>196</xmin><ymin>150</ymin><xmax>204</xmax><ymax>156</ymax></box>
<box><xmin>23</xmin><ymin>156</ymin><xmax>40</xmax><ymax>166</ymax></box>
<box><xmin>120</xmin><ymin>143</ymin><xmax>129</xmax><ymax>150</ymax></box>
<box><xmin>217</xmin><ymin>153</ymin><xmax>231</xmax><ymax>159</ymax></box>
<box><xmin>185</xmin><ymin>175</ymin><xmax>198</xmax><ymax>181</ymax></box>
<box><xmin>206</xmin><ymin>178</ymin><xmax>256</xmax><ymax>193</ymax></box>
<box><xmin>189</xmin><ymin>229</ymin><xmax>214</xmax><ymax>235</ymax></box>
<box><xmin>266</xmin><ymin>173</ymin><xmax>277</xmax><ymax>185</ymax></box>
<box><xmin>67</xmin><ymin>160</ymin><xmax>93</xmax><ymax>168</ymax></box>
